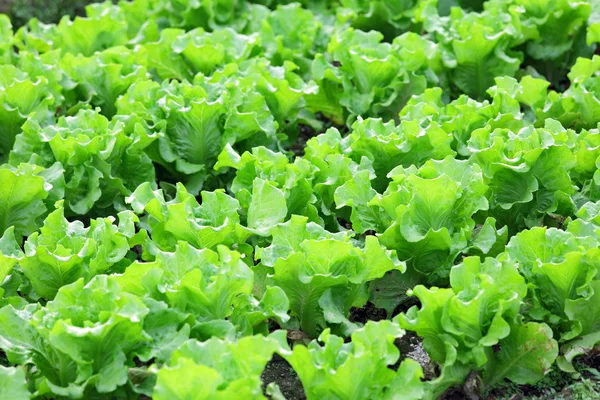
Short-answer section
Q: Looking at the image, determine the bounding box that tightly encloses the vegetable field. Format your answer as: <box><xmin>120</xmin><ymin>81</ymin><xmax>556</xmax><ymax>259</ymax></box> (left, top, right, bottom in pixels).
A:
<box><xmin>1</xmin><ymin>0</ymin><xmax>600</xmax><ymax>399</ymax></box>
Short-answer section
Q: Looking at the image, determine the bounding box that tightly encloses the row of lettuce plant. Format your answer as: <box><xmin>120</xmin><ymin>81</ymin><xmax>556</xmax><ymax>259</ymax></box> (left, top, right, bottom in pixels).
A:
<box><xmin>2</xmin><ymin>0</ymin><xmax>600</xmax><ymax>399</ymax></box>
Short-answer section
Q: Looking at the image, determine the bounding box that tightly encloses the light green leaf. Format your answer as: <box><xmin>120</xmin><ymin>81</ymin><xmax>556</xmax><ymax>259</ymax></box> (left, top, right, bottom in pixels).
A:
<box><xmin>484</xmin><ymin>320</ymin><xmax>558</xmax><ymax>387</ymax></box>
<box><xmin>247</xmin><ymin>178</ymin><xmax>287</xmax><ymax>235</ymax></box>
<box><xmin>0</xmin><ymin>365</ymin><xmax>30</xmax><ymax>400</ymax></box>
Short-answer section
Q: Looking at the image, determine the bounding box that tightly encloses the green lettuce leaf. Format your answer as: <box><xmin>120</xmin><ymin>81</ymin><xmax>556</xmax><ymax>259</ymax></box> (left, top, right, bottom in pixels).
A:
<box><xmin>431</xmin><ymin>6</ymin><xmax>525</xmax><ymax>99</ymax></box>
<box><xmin>505</xmin><ymin>226</ymin><xmax>600</xmax><ymax>370</ymax></box>
<box><xmin>113</xmin><ymin>241</ymin><xmax>283</xmax><ymax>335</ymax></box>
<box><xmin>58</xmin><ymin>46</ymin><xmax>147</xmax><ymax>118</ymax></box>
<box><xmin>339</xmin><ymin>0</ymin><xmax>422</xmax><ymax>40</ymax></box>
<box><xmin>307</xmin><ymin>28</ymin><xmax>440</xmax><ymax>124</ymax></box>
<box><xmin>20</xmin><ymin>201</ymin><xmax>138</xmax><ymax>299</ymax></box>
<box><xmin>140</xmin><ymin>0</ymin><xmax>268</xmax><ymax>31</ymax></box>
<box><xmin>343</xmin><ymin>117</ymin><xmax>455</xmax><ymax>192</ymax></box>
<box><xmin>51</xmin><ymin>10</ymin><xmax>129</xmax><ymax>56</ymax></box>
<box><xmin>283</xmin><ymin>320</ymin><xmax>424</xmax><ymax>400</ymax></box>
<box><xmin>255</xmin><ymin>214</ymin><xmax>351</xmax><ymax>267</ymax></box>
<box><xmin>397</xmin><ymin>256</ymin><xmax>549</xmax><ymax>396</ymax></box>
<box><xmin>154</xmin><ymin>331</ymin><xmax>286</xmax><ymax>400</ymax></box>
<box><xmin>0</xmin><ymin>163</ymin><xmax>64</xmax><ymax>239</ymax></box>
<box><xmin>0</xmin><ymin>276</ymin><xmax>149</xmax><ymax>397</ymax></box>
<box><xmin>266</xmin><ymin>235</ymin><xmax>403</xmax><ymax>337</ymax></box>
<box><xmin>0</xmin><ymin>365</ymin><xmax>30</xmax><ymax>400</ymax></box>
<box><xmin>126</xmin><ymin>182</ymin><xmax>251</xmax><ymax>254</ymax></box>
<box><xmin>215</xmin><ymin>145</ymin><xmax>319</xmax><ymax>231</ymax></box>
<box><xmin>11</xmin><ymin>108</ymin><xmax>157</xmax><ymax>215</ymax></box>
<box><xmin>0</xmin><ymin>65</ymin><xmax>54</xmax><ymax>162</ymax></box>
<box><xmin>0</xmin><ymin>227</ymin><xmax>24</xmax><ymax>298</ymax></box>
<box><xmin>171</xmin><ymin>27</ymin><xmax>258</xmax><ymax>76</ymax></box>
<box><xmin>373</xmin><ymin>156</ymin><xmax>489</xmax><ymax>284</ymax></box>
<box><xmin>258</xmin><ymin>3</ymin><xmax>330</xmax><ymax>76</ymax></box>
<box><xmin>518</xmin><ymin>0</ymin><xmax>590</xmax><ymax>60</ymax></box>
<box><xmin>467</xmin><ymin>120</ymin><xmax>577</xmax><ymax>230</ymax></box>
<box><xmin>483</xmin><ymin>319</ymin><xmax>558</xmax><ymax>387</ymax></box>
<box><xmin>303</xmin><ymin>127</ymin><xmax>376</xmax><ymax>229</ymax></box>
<box><xmin>0</xmin><ymin>15</ymin><xmax>13</xmax><ymax>64</ymax></box>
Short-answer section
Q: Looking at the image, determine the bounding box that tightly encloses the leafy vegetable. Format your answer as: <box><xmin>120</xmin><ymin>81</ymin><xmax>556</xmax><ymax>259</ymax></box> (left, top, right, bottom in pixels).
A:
<box><xmin>11</xmin><ymin>109</ymin><xmax>156</xmax><ymax>215</ymax></box>
<box><xmin>371</xmin><ymin>157</ymin><xmax>491</xmax><ymax>284</ymax></box>
<box><xmin>284</xmin><ymin>320</ymin><xmax>424</xmax><ymax>400</ymax></box>
<box><xmin>0</xmin><ymin>365</ymin><xmax>29</xmax><ymax>400</ymax></box>
<box><xmin>398</xmin><ymin>256</ymin><xmax>557</xmax><ymax>396</ymax></box>
<box><xmin>0</xmin><ymin>163</ymin><xmax>63</xmax><ymax>239</ymax></box>
<box><xmin>0</xmin><ymin>0</ymin><xmax>599</xmax><ymax>398</ymax></box>
<box><xmin>505</xmin><ymin>226</ymin><xmax>600</xmax><ymax>371</ymax></box>
<box><xmin>154</xmin><ymin>332</ymin><xmax>286</xmax><ymax>400</ymax></box>
<box><xmin>126</xmin><ymin>182</ymin><xmax>251</xmax><ymax>254</ymax></box>
<box><xmin>308</xmin><ymin>28</ymin><xmax>441</xmax><ymax>124</ymax></box>
<box><xmin>20</xmin><ymin>201</ymin><xmax>139</xmax><ymax>299</ymax></box>
<box><xmin>0</xmin><ymin>276</ymin><xmax>149</xmax><ymax>397</ymax></box>
<box><xmin>264</xmin><ymin>232</ymin><xmax>403</xmax><ymax>337</ymax></box>
<box><xmin>0</xmin><ymin>65</ymin><xmax>53</xmax><ymax>162</ymax></box>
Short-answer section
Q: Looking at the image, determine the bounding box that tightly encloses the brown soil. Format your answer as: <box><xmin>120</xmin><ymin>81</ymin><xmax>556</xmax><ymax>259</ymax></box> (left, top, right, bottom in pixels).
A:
<box><xmin>0</xmin><ymin>350</ymin><xmax>8</xmax><ymax>367</ymax></box>
<box><xmin>290</xmin><ymin>124</ymin><xmax>318</xmax><ymax>157</ymax></box>
<box><xmin>0</xmin><ymin>0</ymin><xmax>11</xmax><ymax>13</ymax></box>
<box><xmin>349</xmin><ymin>302</ymin><xmax>387</xmax><ymax>324</ymax></box>
<box><xmin>261</xmin><ymin>354</ymin><xmax>306</xmax><ymax>400</ymax></box>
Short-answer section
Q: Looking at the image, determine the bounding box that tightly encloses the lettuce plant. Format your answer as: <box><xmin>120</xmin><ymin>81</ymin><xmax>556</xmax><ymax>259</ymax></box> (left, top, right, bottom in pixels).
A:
<box><xmin>0</xmin><ymin>163</ymin><xmax>63</xmax><ymax>239</ymax></box>
<box><xmin>15</xmin><ymin>3</ymin><xmax>130</xmax><ymax>56</ymax></box>
<box><xmin>114</xmin><ymin>241</ymin><xmax>289</xmax><ymax>337</ymax></box>
<box><xmin>0</xmin><ymin>65</ymin><xmax>54</xmax><ymax>162</ymax></box>
<box><xmin>341</xmin><ymin>117</ymin><xmax>455</xmax><ymax>192</ymax></box>
<box><xmin>308</xmin><ymin>28</ymin><xmax>441</xmax><ymax>124</ymax></box>
<box><xmin>505</xmin><ymin>226</ymin><xmax>600</xmax><ymax>372</ymax></box>
<box><xmin>117</xmin><ymin>58</ymin><xmax>310</xmax><ymax>192</ymax></box>
<box><xmin>154</xmin><ymin>332</ymin><xmax>286</xmax><ymax>400</ymax></box>
<box><xmin>126</xmin><ymin>182</ymin><xmax>252</xmax><ymax>254</ymax></box>
<box><xmin>215</xmin><ymin>145</ymin><xmax>321</xmax><ymax>231</ymax></box>
<box><xmin>0</xmin><ymin>227</ymin><xmax>23</xmax><ymax>301</ymax></box>
<box><xmin>11</xmin><ymin>109</ymin><xmax>157</xmax><ymax>215</ymax></box>
<box><xmin>261</xmin><ymin>229</ymin><xmax>404</xmax><ymax>337</ymax></box>
<box><xmin>338</xmin><ymin>0</ymin><xmax>422</xmax><ymax>40</ymax></box>
<box><xmin>19</xmin><ymin>201</ymin><xmax>140</xmax><ymax>299</ymax></box>
<box><xmin>58</xmin><ymin>46</ymin><xmax>148</xmax><ymax>118</ymax></box>
<box><xmin>367</xmin><ymin>157</ymin><xmax>490</xmax><ymax>283</ymax></box>
<box><xmin>284</xmin><ymin>320</ymin><xmax>425</xmax><ymax>400</ymax></box>
<box><xmin>0</xmin><ymin>276</ymin><xmax>150</xmax><ymax>398</ymax></box>
<box><xmin>427</xmin><ymin>5</ymin><xmax>526</xmax><ymax>99</ymax></box>
<box><xmin>1</xmin><ymin>0</ymin><xmax>600</xmax><ymax>398</ymax></box>
<box><xmin>258</xmin><ymin>3</ymin><xmax>330</xmax><ymax>76</ymax></box>
<box><xmin>467</xmin><ymin>120</ymin><xmax>577</xmax><ymax>230</ymax></box>
<box><xmin>398</xmin><ymin>256</ymin><xmax>557</xmax><ymax>397</ymax></box>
